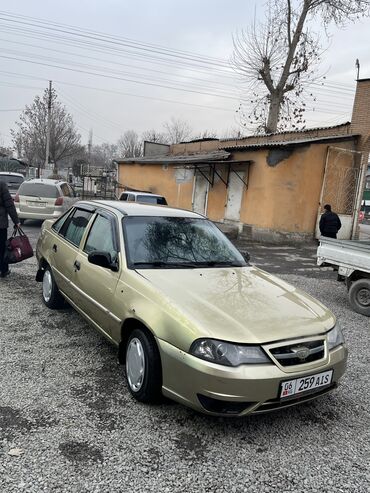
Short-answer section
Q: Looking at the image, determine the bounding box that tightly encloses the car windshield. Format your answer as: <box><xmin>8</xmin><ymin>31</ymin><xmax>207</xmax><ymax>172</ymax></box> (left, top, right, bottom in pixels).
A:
<box><xmin>137</xmin><ymin>195</ymin><xmax>167</xmax><ymax>205</ymax></box>
<box><xmin>123</xmin><ymin>216</ymin><xmax>246</xmax><ymax>268</ymax></box>
<box><xmin>19</xmin><ymin>183</ymin><xmax>59</xmax><ymax>198</ymax></box>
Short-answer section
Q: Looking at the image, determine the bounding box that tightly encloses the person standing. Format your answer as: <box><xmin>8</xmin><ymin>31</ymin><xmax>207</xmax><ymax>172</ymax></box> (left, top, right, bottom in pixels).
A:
<box><xmin>0</xmin><ymin>180</ymin><xmax>20</xmax><ymax>277</ymax></box>
<box><xmin>319</xmin><ymin>204</ymin><xmax>342</xmax><ymax>239</ymax></box>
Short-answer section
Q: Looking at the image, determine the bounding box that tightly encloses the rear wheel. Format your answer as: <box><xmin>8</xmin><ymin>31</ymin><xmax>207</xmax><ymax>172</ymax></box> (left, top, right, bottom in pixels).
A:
<box><xmin>348</xmin><ymin>279</ymin><xmax>370</xmax><ymax>316</ymax></box>
<box><xmin>20</xmin><ymin>219</ymin><xmax>25</xmax><ymax>225</ymax></box>
<box><xmin>42</xmin><ymin>266</ymin><xmax>64</xmax><ymax>309</ymax></box>
<box><xmin>125</xmin><ymin>329</ymin><xmax>162</xmax><ymax>403</ymax></box>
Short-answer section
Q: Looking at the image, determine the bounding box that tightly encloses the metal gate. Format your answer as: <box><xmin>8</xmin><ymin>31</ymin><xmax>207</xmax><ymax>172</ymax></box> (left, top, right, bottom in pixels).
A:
<box><xmin>316</xmin><ymin>146</ymin><xmax>364</xmax><ymax>239</ymax></box>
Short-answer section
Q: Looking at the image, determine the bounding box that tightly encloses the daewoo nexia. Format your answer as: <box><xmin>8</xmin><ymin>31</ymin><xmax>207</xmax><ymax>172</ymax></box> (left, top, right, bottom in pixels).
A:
<box><xmin>36</xmin><ymin>201</ymin><xmax>347</xmax><ymax>416</ymax></box>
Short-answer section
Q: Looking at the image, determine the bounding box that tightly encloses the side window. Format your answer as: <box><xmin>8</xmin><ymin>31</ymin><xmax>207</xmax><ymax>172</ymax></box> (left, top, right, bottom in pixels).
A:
<box><xmin>60</xmin><ymin>183</ymin><xmax>71</xmax><ymax>197</ymax></box>
<box><xmin>84</xmin><ymin>214</ymin><xmax>118</xmax><ymax>261</ymax></box>
<box><xmin>52</xmin><ymin>208</ymin><xmax>73</xmax><ymax>233</ymax></box>
<box><xmin>127</xmin><ymin>194</ymin><xmax>135</xmax><ymax>202</ymax></box>
<box><xmin>120</xmin><ymin>193</ymin><xmax>128</xmax><ymax>201</ymax></box>
<box><xmin>60</xmin><ymin>208</ymin><xmax>93</xmax><ymax>247</ymax></box>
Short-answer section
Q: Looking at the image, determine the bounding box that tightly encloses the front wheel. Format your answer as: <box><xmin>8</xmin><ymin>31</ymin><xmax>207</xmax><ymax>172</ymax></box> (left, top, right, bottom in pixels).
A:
<box><xmin>125</xmin><ymin>329</ymin><xmax>162</xmax><ymax>403</ymax></box>
<box><xmin>348</xmin><ymin>278</ymin><xmax>370</xmax><ymax>316</ymax></box>
<box><xmin>42</xmin><ymin>266</ymin><xmax>64</xmax><ymax>309</ymax></box>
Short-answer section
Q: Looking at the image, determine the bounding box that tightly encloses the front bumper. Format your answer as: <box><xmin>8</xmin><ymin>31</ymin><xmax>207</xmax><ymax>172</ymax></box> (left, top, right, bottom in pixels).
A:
<box><xmin>157</xmin><ymin>339</ymin><xmax>347</xmax><ymax>416</ymax></box>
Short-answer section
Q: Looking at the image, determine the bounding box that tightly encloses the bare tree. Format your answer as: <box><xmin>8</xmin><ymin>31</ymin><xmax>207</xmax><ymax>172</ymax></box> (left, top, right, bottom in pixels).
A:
<box><xmin>11</xmin><ymin>88</ymin><xmax>81</xmax><ymax>172</ymax></box>
<box><xmin>117</xmin><ymin>130</ymin><xmax>142</xmax><ymax>158</ymax></box>
<box><xmin>142</xmin><ymin>129</ymin><xmax>169</xmax><ymax>144</ymax></box>
<box><xmin>232</xmin><ymin>0</ymin><xmax>370</xmax><ymax>134</ymax></box>
<box><xmin>192</xmin><ymin>130</ymin><xmax>218</xmax><ymax>140</ymax></box>
<box><xmin>90</xmin><ymin>142</ymin><xmax>118</xmax><ymax>168</ymax></box>
<box><xmin>163</xmin><ymin>117</ymin><xmax>192</xmax><ymax>144</ymax></box>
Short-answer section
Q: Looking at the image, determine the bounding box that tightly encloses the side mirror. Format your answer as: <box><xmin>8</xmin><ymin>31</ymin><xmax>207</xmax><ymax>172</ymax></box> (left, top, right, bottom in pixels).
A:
<box><xmin>242</xmin><ymin>251</ymin><xmax>250</xmax><ymax>263</ymax></box>
<box><xmin>88</xmin><ymin>251</ymin><xmax>118</xmax><ymax>271</ymax></box>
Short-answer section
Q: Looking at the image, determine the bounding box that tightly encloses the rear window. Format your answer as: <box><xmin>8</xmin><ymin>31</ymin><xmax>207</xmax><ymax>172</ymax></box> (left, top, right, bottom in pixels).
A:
<box><xmin>137</xmin><ymin>195</ymin><xmax>167</xmax><ymax>205</ymax></box>
<box><xmin>0</xmin><ymin>175</ymin><xmax>24</xmax><ymax>189</ymax></box>
<box><xmin>19</xmin><ymin>183</ymin><xmax>59</xmax><ymax>198</ymax></box>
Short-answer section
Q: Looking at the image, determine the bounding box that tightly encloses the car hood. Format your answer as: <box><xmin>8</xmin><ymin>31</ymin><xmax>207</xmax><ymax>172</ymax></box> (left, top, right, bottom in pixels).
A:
<box><xmin>136</xmin><ymin>266</ymin><xmax>335</xmax><ymax>344</ymax></box>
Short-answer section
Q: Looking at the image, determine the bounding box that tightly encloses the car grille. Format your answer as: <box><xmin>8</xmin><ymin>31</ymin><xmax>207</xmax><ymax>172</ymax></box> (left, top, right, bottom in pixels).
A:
<box><xmin>269</xmin><ymin>340</ymin><xmax>325</xmax><ymax>367</ymax></box>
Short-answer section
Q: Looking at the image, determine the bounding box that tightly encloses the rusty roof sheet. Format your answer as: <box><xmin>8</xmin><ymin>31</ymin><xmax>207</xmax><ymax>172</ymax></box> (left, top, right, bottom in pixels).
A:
<box><xmin>116</xmin><ymin>150</ymin><xmax>230</xmax><ymax>164</ymax></box>
<box><xmin>220</xmin><ymin>122</ymin><xmax>351</xmax><ymax>142</ymax></box>
<box><xmin>222</xmin><ymin>134</ymin><xmax>358</xmax><ymax>151</ymax></box>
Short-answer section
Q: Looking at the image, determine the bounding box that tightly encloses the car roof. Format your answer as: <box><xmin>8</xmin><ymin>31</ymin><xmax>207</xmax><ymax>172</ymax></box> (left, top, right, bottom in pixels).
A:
<box><xmin>21</xmin><ymin>178</ymin><xmax>65</xmax><ymax>185</ymax></box>
<box><xmin>122</xmin><ymin>191</ymin><xmax>165</xmax><ymax>198</ymax></box>
<box><xmin>0</xmin><ymin>172</ymin><xmax>24</xmax><ymax>177</ymax></box>
<box><xmin>77</xmin><ymin>200</ymin><xmax>204</xmax><ymax>218</ymax></box>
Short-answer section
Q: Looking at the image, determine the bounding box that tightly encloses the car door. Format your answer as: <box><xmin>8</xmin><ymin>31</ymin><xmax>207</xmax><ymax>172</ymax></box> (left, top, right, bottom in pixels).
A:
<box><xmin>51</xmin><ymin>206</ymin><xmax>94</xmax><ymax>298</ymax></box>
<box><xmin>71</xmin><ymin>210</ymin><xmax>121</xmax><ymax>339</ymax></box>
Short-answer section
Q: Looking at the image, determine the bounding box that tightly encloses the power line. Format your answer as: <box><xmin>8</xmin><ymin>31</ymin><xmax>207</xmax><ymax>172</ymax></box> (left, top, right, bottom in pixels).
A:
<box><xmin>0</xmin><ymin>54</ymin><xmax>241</xmax><ymax>102</ymax></box>
<box><xmin>0</xmin><ymin>69</ymin><xmax>235</xmax><ymax>113</ymax></box>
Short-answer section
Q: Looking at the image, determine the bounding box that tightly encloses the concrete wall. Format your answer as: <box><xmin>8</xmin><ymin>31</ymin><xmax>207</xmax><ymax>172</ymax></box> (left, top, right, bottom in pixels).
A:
<box><xmin>118</xmin><ymin>138</ymin><xmax>356</xmax><ymax>240</ymax></box>
<box><xmin>118</xmin><ymin>163</ymin><xmax>193</xmax><ymax>210</ymax></box>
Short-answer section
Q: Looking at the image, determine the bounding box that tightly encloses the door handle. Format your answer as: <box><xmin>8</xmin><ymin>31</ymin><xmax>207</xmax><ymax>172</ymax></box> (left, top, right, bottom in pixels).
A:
<box><xmin>52</xmin><ymin>244</ymin><xmax>57</xmax><ymax>252</ymax></box>
<box><xmin>74</xmin><ymin>260</ymin><xmax>81</xmax><ymax>271</ymax></box>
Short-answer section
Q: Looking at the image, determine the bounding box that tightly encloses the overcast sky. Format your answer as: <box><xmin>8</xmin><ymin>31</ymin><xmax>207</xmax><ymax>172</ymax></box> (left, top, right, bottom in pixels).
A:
<box><xmin>1</xmin><ymin>0</ymin><xmax>370</xmax><ymax>149</ymax></box>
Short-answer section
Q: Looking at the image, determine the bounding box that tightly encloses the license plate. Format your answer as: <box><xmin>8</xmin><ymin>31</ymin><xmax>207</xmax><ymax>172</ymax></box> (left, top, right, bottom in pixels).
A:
<box><xmin>27</xmin><ymin>201</ymin><xmax>46</xmax><ymax>207</ymax></box>
<box><xmin>280</xmin><ymin>370</ymin><xmax>333</xmax><ymax>399</ymax></box>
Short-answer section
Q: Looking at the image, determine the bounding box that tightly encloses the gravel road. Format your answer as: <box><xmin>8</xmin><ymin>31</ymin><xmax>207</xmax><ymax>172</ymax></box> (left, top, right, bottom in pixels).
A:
<box><xmin>0</xmin><ymin>221</ymin><xmax>369</xmax><ymax>492</ymax></box>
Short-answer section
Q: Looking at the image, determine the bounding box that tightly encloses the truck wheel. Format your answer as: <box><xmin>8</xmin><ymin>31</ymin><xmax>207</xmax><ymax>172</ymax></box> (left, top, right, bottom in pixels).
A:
<box><xmin>348</xmin><ymin>279</ymin><xmax>370</xmax><ymax>316</ymax></box>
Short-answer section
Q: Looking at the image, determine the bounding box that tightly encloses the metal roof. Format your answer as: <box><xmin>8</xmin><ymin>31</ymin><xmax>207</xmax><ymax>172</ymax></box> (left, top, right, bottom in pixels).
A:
<box><xmin>116</xmin><ymin>150</ymin><xmax>230</xmax><ymax>165</ymax></box>
<box><xmin>222</xmin><ymin>134</ymin><xmax>358</xmax><ymax>151</ymax></box>
<box><xmin>220</xmin><ymin>122</ymin><xmax>351</xmax><ymax>142</ymax></box>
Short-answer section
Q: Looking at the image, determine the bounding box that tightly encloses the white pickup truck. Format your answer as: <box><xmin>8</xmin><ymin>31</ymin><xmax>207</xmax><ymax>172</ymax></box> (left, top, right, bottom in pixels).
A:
<box><xmin>317</xmin><ymin>238</ymin><xmax>370</xmax><ymax>316</ymax></box>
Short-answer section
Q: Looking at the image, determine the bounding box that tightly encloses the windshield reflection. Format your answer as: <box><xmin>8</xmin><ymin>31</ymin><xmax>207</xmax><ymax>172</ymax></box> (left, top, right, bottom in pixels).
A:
<box><xmin>123</xmin><ymin>216</ymin><xmax>246</xmax><ymax>268</ymax></box>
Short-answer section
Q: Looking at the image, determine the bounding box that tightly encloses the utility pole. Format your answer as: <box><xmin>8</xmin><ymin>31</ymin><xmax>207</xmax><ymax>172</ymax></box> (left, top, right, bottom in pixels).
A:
<box><xmin>355</xmin><ymin>59</ymin><xmax>360</xmax><ymax>80</ymax></box>
<box><xmin>44</xmin><ymin>80</ymin><xmax>52</xmax><ymax>176</ymax></box>
<box><xmin>88</xmin><ymin>129</ymin><xmax>93</xmax><ymax>173</ymax></box>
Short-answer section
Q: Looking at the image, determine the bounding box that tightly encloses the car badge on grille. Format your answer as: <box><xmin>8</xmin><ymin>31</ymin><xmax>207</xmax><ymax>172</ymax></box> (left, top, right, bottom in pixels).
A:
<box><xmin>291</xmin><ymin>346</ymin><xmax>310</xmax><ymax>360</ymax></box>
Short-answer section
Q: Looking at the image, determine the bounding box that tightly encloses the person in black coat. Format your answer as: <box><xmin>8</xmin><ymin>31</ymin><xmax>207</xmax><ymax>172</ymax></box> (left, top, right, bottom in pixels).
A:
<box><xmin>319</xmin><ymin>204</ymin><xmax>341</xmax><ymax>239</ymax></box>
<box><xmin>0</xmin><ymin>180</ymin><xmax>20</xmax><ymax>277</ymax></box>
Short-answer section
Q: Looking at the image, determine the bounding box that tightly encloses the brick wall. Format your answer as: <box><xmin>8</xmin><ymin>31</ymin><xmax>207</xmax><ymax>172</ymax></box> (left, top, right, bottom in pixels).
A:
<box><xmin>350</xmin><ymin>78</ymin><xmax>370</xmax><ymax>158</ymax></box>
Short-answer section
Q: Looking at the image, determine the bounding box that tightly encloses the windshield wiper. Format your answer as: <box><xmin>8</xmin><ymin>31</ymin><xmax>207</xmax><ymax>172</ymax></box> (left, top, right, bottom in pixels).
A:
<box><xmin>195</xmin><ymin>260</ymin><xmax>245</xmax><ymax>267</ymax></box>
<box><xmin>133</xmin><ymin>261</ymin><xmax>202</xmax><ymax>269</ymax></box>
<box><xmin>132</xmin><ymin>260</ymin><xmax>245</xmax><ymax>269</ymax></box>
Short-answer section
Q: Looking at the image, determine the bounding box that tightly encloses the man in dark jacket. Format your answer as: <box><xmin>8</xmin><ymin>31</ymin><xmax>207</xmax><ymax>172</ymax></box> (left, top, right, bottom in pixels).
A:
<box><xmin>0</xmin><ymin>180</ymin><xmax>20</xmax><ymax>277</ymax></box>
<box><xmin>319</xmin><ymin>204</ymin><xmax>341</xmax><ymax>239</ymax></box>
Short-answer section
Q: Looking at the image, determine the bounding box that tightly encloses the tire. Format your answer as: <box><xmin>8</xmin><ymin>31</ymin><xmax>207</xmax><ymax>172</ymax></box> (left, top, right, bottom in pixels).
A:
<box><xmin>125</xmin><ymin>328</ymin><xmax>162</xmax><ymax>403</ymax></box>
<box><xmin>20</xmin><ymin>219</ymin><xmax>25</xmax><ymax>225</ymax></box>
<box><xmin>348</xmin><ymin>278</ymin><xmax>370</xmax><ymax>316</ymax></box>
<box><xmin>42</xmin><ymin>266</ymin><xmax>64</xmax><ymax>309</ymax></box>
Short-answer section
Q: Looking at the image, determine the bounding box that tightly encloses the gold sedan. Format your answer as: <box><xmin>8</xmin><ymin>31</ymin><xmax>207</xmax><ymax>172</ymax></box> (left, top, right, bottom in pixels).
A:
<box><xmin>36</xmin><ymin>201</ymin><xmax>347</xmax><ymax>416</ymax></box>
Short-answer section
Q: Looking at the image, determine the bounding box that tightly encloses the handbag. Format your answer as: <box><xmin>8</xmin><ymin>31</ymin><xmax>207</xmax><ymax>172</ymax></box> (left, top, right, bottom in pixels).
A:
<box><xmin>5</xmin><ymin>226</ymin><xmax>34</xmax><ymax>264</ymax></box>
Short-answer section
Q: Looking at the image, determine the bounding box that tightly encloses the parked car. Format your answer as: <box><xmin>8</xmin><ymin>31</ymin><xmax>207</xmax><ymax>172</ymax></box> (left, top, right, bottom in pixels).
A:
<box><xmin>36</xmin><ymin>201</ymin><xmax>347</xmax><ymax>416</ymax></box>
<box><xmin>15</xmin><ymin>178</ymin><xmax>77</xmax><ymax>223</ymax></box>
<box><xmin>0</xmin><ymin>171</ymin><xmax>24</xmax><ymax>199</ymax></box>
<box><xmin>119</xmin><ymin>191</ymin><xmax>167</xmax><ymax>205</ymax></box>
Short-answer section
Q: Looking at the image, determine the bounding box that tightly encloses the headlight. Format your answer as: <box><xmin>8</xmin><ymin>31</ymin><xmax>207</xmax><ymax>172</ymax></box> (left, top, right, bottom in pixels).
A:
<box><xmin>327</xmin><ymin>325</ymin><xmax>345</xmax><ymax>350</ymax></box>
<box><xmin>189</xmin><ymin>339</ymin><xmax>271</xmax><ymax>367</ymax></box>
